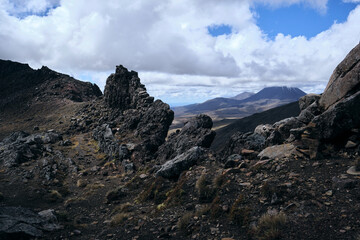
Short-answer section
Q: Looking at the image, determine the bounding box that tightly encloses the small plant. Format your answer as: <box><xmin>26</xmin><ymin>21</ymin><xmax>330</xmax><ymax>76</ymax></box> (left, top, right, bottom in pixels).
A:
<box><xmin>85</xmin><ymin>182</ymin><xmax>105</xmax><ymax>190</ymax></box>
<box><xmin>136</xmin><ymin>177</ymin><xmax>168</xmax><ymax>204</ymax></box>
<box><xmin>111</xmin><ymin>202</ymin><xmax>132</xmax><ymax>214</ymax></box>
<box><xmin>213</xmin><ymin>173</ymin><xmax>227</xmax><ymax>189</ymax></box>
<box><xmin>210</xmin><ymin>195</ymin><xmax>222</xmax><ymax>219</ymax></box>
<box><xmin>76</xmin><ymin>179</ymin><xmax>87</xmax><ymax>188</ymax></box>
<box><xmin>254</xmin><ymin>211</ymin><xmax>287</xmax><ymax>240</ymax></box>
<box><xmin>110</xmin><ymin>213</ymin><xmax>129</xmax><ymax>226</ymax></box>
<box><xmin>196</xmin><ymin>174</ymin><xmax>216</xmax><ymax>203</ymax></box>
<box><xmin>355</xmin><ymin>158</ymin><xmax>360</xmax><ymax>171</ymax></box>
<box><xmin>64</xmin><ymin>197</ymin><xmax>87</xmax><ymax>207</ymax></box>
<box><xmin>229</xmin><ymin>195</ymin><xmax>251</xmax><ymax>226</ymax></box>
<box><xmin>177</xmin><ymin>212</ymin><xmax>194</xmax><ymax>234</ymax></box>
<box><xmin>106</xmin><ymin>187</ymin><xmax>127</xmax><ymax>203</ymax></box>
<box><xmin>47</xmin><ymin>190</ymin><xmax>62</xmax><ymax>202</ymax></box>
<box><xmin>162</xmin><ymin>174</ymin><xmax>187</xmax><ymax>208</ymax></box>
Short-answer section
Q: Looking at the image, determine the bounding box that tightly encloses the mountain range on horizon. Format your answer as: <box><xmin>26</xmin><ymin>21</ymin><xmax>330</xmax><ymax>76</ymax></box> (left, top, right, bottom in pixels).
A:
<box><xmin>172</xmin><ymin>86</ymin><xmax>306</xmax><ymax>129</ymax></box>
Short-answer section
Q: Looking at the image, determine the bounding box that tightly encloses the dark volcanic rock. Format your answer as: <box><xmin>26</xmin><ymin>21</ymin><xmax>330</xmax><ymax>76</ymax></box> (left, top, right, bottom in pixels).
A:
<box><xmin>313</xmin><ymin>91</ymin><xmax>360</xmax><ymax>140</ymax></box>
<box><xmin>94</xmin><ymin>65</ymin><xmax>174</xmax><ymax>162</ymax></box>
<box><xmin>0</xmin><ymin>60</ymin><xmax>102</xmax><ymax>110</ymax></box>
<box><xmin>0</xmin><ymin>131</ymin><xmax>62</xmax><ymax>167</ymax></box>
<box><xmin>0</xmin><ymin>207</ymin><xmax>60</xmax><ymax>239</ymax></box>
<box><xmin>156</xmin><ymin>114</ymin><xmax>215</xmax><ymax>164</ymax></box>
<box><xmin>221</xmin><ymin>132</ymin><xmax>265</xmax><ymax>160</ymax></box>
<box><xmin>156</xmin><ymin>146</ymin><xmax>204</xmax><ymax>179</ymax></box>
<box><xmin>104</xmin><ymin>65</ymin><xmax>153</xmax><ymax>110</ymax></box>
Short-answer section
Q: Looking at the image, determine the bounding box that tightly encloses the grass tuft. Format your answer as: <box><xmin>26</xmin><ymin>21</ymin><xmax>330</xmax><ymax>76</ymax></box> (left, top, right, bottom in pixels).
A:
<box><xmin>254</xmin><ymin>211</ymin><xmax>287</xmax><ymax>240</ymax></box>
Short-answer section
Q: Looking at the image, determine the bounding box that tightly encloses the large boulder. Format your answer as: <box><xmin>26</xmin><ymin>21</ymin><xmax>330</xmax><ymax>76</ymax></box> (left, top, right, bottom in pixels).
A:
<box><xmin>220</xmin><ymin>131</ymin><xmax>266</xmax><ymax>161</ymax></box>
<box><xmin>313</xmin><ymin>91</ymin><xmax>360</xmax><ymax>140</ymax></box>
<box><xmin>156</xmin><ymin>114</ymin><xmax>215</xmax><ymax>164</ymax></box>
<box><xmin>0</xmin><ymin>207</ymin><xmax>60</xmax><ymax>238</ymax></box>
<box><xmin>258</xmin><ymin>143</ymin><xmax>297</xmax><ymax>160</ymax></box>
<box><xmin>156</xmin><ymin>147</ymin><xmax>204</xmax><ymax>179</ymax></box>
<box><xmin>319</xmin><ymin>43</ymin><xmax>360</xmax><ymax>110</ymax></box>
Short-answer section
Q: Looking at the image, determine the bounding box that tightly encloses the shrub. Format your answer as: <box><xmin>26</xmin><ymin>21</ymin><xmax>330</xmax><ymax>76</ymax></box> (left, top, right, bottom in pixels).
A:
<box><xmin>110</xmin><ymin>213</ymin><xmax>129</xmax><ymax>226</ymax></box>
<box><xmin>229</xmin><ymin>195</ymin><xmax>251</xmax><ymax>226</ymax></box>
<box><xmin>177</xmin><ymin>212</ymin><xmax>194</xmax><ymax>234</ymax></box>
<box><xmin>196</xmin><ymin>174</ymin><xmax>216</xmax><ymax>203</ymax></box>
<box><xmin>254</xmin><ymin>211</ymin><xmax>287</xmax><ymax>240</ymax></box>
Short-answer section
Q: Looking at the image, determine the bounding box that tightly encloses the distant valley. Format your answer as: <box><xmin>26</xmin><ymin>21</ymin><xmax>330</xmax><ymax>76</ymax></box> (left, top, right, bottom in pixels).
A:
<box><xmin>172</xmin><ymin>86</ymin><xmax>306</xmax><ymax>129</ymax></box>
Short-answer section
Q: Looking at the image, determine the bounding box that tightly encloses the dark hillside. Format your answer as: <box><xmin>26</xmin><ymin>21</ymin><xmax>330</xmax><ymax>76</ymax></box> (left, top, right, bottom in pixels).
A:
<box><xmin>211</xmin><ymin>101</ymin><xmax>301</xmax><ymax>151</ymax></box>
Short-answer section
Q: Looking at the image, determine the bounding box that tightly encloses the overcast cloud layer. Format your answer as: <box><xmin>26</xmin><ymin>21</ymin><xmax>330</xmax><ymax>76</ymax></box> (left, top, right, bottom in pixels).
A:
<box><xmin>0</xmin><ymin>0</ymin><xmax>360</xmax><ymax>105</ymax></box>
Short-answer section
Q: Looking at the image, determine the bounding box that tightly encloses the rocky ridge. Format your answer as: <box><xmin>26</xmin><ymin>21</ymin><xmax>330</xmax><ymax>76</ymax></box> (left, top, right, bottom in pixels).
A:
<box><xmin>1</xmin><ymin>43</ymin><xmax>360</xmax><ymax>240</ymax></box>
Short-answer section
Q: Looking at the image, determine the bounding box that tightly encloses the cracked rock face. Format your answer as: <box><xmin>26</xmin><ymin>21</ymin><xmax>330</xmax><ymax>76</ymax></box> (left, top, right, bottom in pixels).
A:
<box><xmin>104</xmin><ymin>65</ymin><xmax>154</xmax><ymax>110</ymax></box>
<box><xmin>96</xmin><ymin>65</ymin><xmax>174</xmax><ymax>162</ymax></box>
<box><xmin>156</xmin><ymin>114</ymin><xmax>216</xmax><ymax>164</ymax></box>
<box><xmin>319</xmin><ymin>43</ymin><xmax>360</xmax><ymax>110</ymax></box>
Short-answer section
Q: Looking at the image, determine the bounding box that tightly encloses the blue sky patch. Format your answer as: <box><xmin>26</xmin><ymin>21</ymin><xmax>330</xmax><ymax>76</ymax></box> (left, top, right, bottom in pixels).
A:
<box><xmin>253</xmin><ymin>0</ymin><xmax>358</xmax><ymax>39</ymax></box>
<box><xmin>207</xmin><ymin>24</ymin><xmax>232</xmax><ymax>37</ymax></box>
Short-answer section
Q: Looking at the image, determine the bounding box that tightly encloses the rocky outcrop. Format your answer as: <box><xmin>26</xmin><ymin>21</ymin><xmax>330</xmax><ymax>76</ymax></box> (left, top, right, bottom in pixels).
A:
<box><xmin>319</xmin><ymin>44</ymin><xmax>360</xmax><ymax>110</ymax></box>
<box><xmin>156</xmin><ymin>114</ymin><xmax>216</xmax><ymax>164</ymax></box>
<box><xmin>0</xmin><ymin>131</ymin><xmax>62</xmax><ymax>167</ymax></box>
<box><xmin>156</xmin><ymin>147</ymin><xmax>204</xmax><ymax>179</ymax></box>
<box><xmin>0</xmin><ymin>207</ymin><xmax>60</xmax><ymax>238</ymax></box>
<box><xmin>94</xmin><ymin>65</ymin><xmax>174</xmax><ymax>163</ymax></box>
<box><xmin>104</xmin><ymin>65</ymin><xmax>154</xmax><ymax>110</ymax></box>
<box><xmin>221</xmin><ymin>132</ymin><xmax>265</xmax><ymax>161</ymax></box>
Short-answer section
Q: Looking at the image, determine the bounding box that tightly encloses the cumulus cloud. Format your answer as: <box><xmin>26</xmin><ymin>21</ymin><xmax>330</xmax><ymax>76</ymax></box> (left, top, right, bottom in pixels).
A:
<box><xmin>1</xmin><ymin>0</ymin><xmax>60</xmax><ymax>16</ymax></box>
<box><xmin>0</xmin><ymin>0</ymin><xmax>360</xmax><ymax>105</ymax></box>
<box><xmin>253</xmin><ymin>0</ymin><xmax>328</xmax><ymax>12</ymax></box>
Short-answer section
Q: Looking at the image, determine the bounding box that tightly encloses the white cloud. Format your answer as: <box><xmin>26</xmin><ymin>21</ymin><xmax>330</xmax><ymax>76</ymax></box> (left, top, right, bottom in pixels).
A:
<box><xmin>343</xmin><ymin>0</ymin><xmax>360</xmax><ymax>3</ymax></box>
<box><xmin>0</xmin><ymin>0</ymin><xmax>360</xmax><ymax>105</ymax></box>
<box><xmin>1</xmin><ymin>0</ymin><xmax>60</xmax><ymax>16</ymax></box>
<box><xmin>252</xmin><ymin>0</ymin><xmax>328</xmax><ymax>12</ymax></box>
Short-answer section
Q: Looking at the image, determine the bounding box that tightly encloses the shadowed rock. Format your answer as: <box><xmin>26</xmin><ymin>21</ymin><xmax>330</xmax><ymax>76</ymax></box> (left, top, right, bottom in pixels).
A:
<box><xmin>94</xmin><ymin>65</ymin><xmax>174</xmax><ymax>162</ymax></box>
<box><xmin>156</xmin><ymin>114</ymin><xmax>215</xmax><ymax>164</ymax></box>
<box><xmin>0</xmin><ymin>207</ymin><xmax>60</xmax><ymax>239</ymax></box>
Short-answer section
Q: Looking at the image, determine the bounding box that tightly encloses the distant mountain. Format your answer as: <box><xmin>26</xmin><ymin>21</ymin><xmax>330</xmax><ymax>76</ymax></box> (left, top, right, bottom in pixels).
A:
<box><xmin>243</xmin><ymin>87</ymin><xmax>306</xmax><ymax>102</ymax></box>
<box><xmin>172</xmin><ymin>86</ymin><xmax>306</xmax><ymax>128</ymax></box>
<box><xmin>231</xmin><ymin>92</ymin><xmax>254</xmax><ymax>100</ymax></box>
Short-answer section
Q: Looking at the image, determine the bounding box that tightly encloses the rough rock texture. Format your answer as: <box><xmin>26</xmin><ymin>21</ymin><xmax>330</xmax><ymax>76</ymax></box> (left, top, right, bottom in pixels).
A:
<box><xmin>156</xmin><ymin>114</ymin><xmax>216</xmax><ymax>164</ymax></box>
<box><xmin>221</xmin><ymin>132</ymin><xmax>265</xmax><ymax>161</ymax></box>
<box><xmin>0</xmin><ymin>131</ymin><xmax>62</xmax><ymax>167</ymax></box>
<box><xmin>299</xmin><ymin>94</ymin><xmax>321</xmax><ymax>111</ymax></box>
<box><xmin>313</xmin><ymin>91</ymin><xmax>360</xmax><ymax>140</ymax></box>
<box><xmin>319</xmin><ymin>43</ymin><xmax>360</xmax><ymax>110</ymax></box>
<box><xmin>104</xmin><ymin>65</ymin><xmax>153</xmax><ymax>110</ymax></box>
<box><xmin>156</xmin><ymin>147</ymin><xmax>204</xmax><ymax>179</ymax></box>
<box><xmin>0</xmin><ymin>207</ymin><xmax>60</xmax><ymax>238</ymax></box>
<box><xmin>258</xmin><ymin>143</ymin><xmax>297</xmax><ymax>160</ymax></box>
<box><xmin>94</xmin><ymin>65</ymin><xmax>174</xmax><ymax>162</ymax></box>
<box><xmin>266</xmin><ymin>117</ymin><xmax>305</xmax><ymax>145</ymax></box>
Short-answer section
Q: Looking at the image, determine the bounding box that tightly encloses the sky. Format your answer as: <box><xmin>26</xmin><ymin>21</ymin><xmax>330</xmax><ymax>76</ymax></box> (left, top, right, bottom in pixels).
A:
<box><xmin>0</xmin><ymin>0</ymin><xmax>360</xmax><ymax>106</ymax></box>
